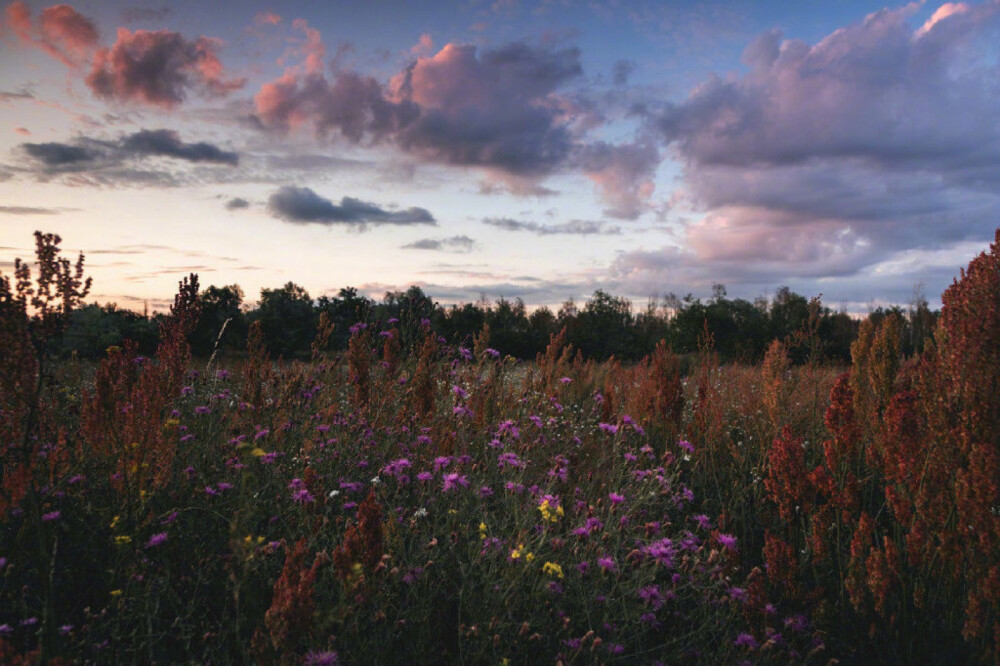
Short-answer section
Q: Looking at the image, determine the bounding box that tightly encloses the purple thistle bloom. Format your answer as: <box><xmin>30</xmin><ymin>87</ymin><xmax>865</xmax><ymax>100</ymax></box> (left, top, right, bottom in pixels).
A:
<box><xmin>441</xmin><ymin>473</ymin><xmax>469</xmax><ymax>492</ymax></box>
<box><xmin>608</xmin><ymin>492</ymin><xmax>625</xmax><ymax>505</ymax></box>
<box><xmin>433</xmin><ymin>456</ymin><xmax>452</xmax><ymax>471</ymax></box>
<box><xmin>145</xmin><ymin>532</ymin><xmax>168</xmax><ymax>548</ymax></box>
<box><xmin>734</xmin><ymin>633</ymin><xmax>758</xmax><ymax>649</ymax></box>
<box><xmin>42</xmin><ymin>510</ymin><xmax>60</xmax><ymax>522</ymax></box>
<box><xmin>485</xmin><ymin>348</ymin><xmax>500</xmax><ymax>358</ymax></box>
<box><xmin>716</xmin><ymin>533</ymin><xmax>738</xmax><ymax>551</ymax></box>
<box><xmin>194</xmin><ymin>405</ymin><xmax>211</xmax><ymax>415</ymax></box>
<box><xmin>293</xmin><ymin>489</ymin><xmax>315</xmax><ymax>504</ymax></box>
<box><xmin>205</xmin><ymin>486</ymin><xmax>218</xmax><ymax>496</ymax></box>
<box><xmin>216</xmin><ymin>482</ymin><xmax>234</xmax><ymax>491</ymax></box>
<box><xmin>692</xmin><ymin>514</ymin><xmax>712</xmax><ymax>530</ymax></box>
<box><xmin>678</xmin><ymin>439</ymin><xmax>694</xmax><ymax>454</ymax></box>
<box><xmin>597</xmin><ymin>555</ymin><xmax>616</xmax><ymax>572</ymax></box>
<box><xmin>303</xmin><ymin>651</ymin><xmax>339</xmax><ymax>665</ymax></box>
<box><xmin>598</xmin><ymin>422</ymin><xmax>618</xmax><ymax>434</ymax></box>
<box><xmin>416</xmin><ymin>471</ymin><xmax>434</xmax><ymax>482</ymax></box>
<box><xmin>452</xmin><ymin>385</ymin><xmax>469</xmax><ymax>399</ymax></box>
<box><xmin>638</xmin><ymin>585</ymin><xmax>664</xmax><ymax>609</ymax></box>
<box><xmin>478</xmin><ymin>486</ymin><xmax>494</xmax><ymax>498</ymax></box>
<box><xmin>0</xmin><ymin>624</ymin><xmax>11</xmax><ymax>635</ymax></box>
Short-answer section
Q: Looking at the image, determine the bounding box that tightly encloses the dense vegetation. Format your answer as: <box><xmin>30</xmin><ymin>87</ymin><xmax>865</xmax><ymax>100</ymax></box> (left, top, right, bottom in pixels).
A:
<box><xmin>1</xmin><ymin>231</ymin><xmax>997</xmax><ymax>664</ymax></box>
<box><xmin>58</xmin><ymin>275</ymin><xmax>937</xmax><ymax>366</ymax></box>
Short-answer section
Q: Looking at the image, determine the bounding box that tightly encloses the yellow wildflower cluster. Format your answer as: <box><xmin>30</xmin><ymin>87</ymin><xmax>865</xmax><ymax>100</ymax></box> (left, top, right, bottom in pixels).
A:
<box><xmin>510</xmin><ymin>543</ymin><xmax>535</xmax><ymax>562</ymax></box>
<box><xmin>479</xmin><ymin>522</ymin><xmax>487</xmax><ymax>540</ymax></box>
<box><xmin>113</xmin><ymin>535</ymin><xmax>131</xmax><ymax>545</ymax></box>
<box><xmin>542</xmin><ymin>561</ymin><xmax>564</xmax><ymax>578</ymax></box>
<box><xmin>538</xmin><ymin>499</ymin><xmax>564</xmax><ymax>523</ymax></box>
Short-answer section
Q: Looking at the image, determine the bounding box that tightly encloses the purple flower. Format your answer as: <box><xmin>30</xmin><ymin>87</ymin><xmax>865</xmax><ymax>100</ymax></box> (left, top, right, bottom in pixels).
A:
<box><xmin>638</xmin><ymin>585</ymin><xmax>664</xmax><ymax>609</ymax></box>
<box><xmin>216</xmin><ymin>482</ymin><xmax>234</xmax><ymax>491</ymax></box>
<box><xmin>58</xmin><ymin>624</ymin><xmax>73</xmax><ymax>635</ymax></box>
<box><xmin>0</xmin><ymin>624</ymin><xmax>11</xmax><ymax>635</ymax></box>
<box><xmin>692</xmin><ymin>514</ymin><xmax>711</xmax><ymax>530</ymax></box>
<box><xmin>597</xmin><ymin>555</ymin><xmax>616</xmax><ymax>572</ymax></box>
<box><xmin>416</xmin><ymin>471</ymin><xmax>434</xmax><ymax>482</ymax></box>
<box><xmin>145</xmin><ymin>532</ymin><xmax>168</xmax><ymax>548</ymax></box>
<box><xmin>716</xmin><ymin>533</ymin><xmax>738</xmax><ymax>551</ymax></box>
<box><xmin>598</xmin><ymin>422</ymin><xmax>618</xmax><ymax>434</ymax></box>
<box><xmin>194</xmin><ymin>405</ymin><xmax>211</xmax><ymax>415</ymax></box>
<box><xmin>608</xmin><ymin>492</ymin><xmax>625</xmax><ymax>506</ymax></box>
<box><xmin>452</xmin><ymin>385</ymin><xmax>469</xmax><ymax>399</ymax></box>
<box><xmin>497</xmin><ymin>452</ymin><xmax>524</xmax><ymax>469</ymax></box>
<box><xmin>303</xmin><ymin>650</ymin><xmax>339</xmax><ymax>665</ymax></box>
<box><xmin>42</xmin><ymin>510</ymin><xmax>61</xmax><ymax>522</ymax></box>
<box><xmin>678</xmin><ymin>439</ymin><xmax>694</xmax><ymax>454</ymax></box>
<box><xmin>442</xmin><ymin>473</ymin><xmax>469</xmax><ymax>492</ymax></box>
<box><xmin>478</xmin><ymin>486</ymin><xmax>494</xmax><ymax>498</ymax></box>
<box><xmin>734</xmin><ymin>633</ymin><xmax>758</xmax><ymax>649</ymax></box>
<box><xmin>485</xmin><ymin>348</ymin><xmax>500</xmax><ymax>358</ymax></box>
<box><xmin>255</xmin><ymin>428</ymin><xmax>269</xmax><ymax>440</ymax></box>
<box><xmin>433</xmin><ymin>456</ymin><xmax>452</xmax><ymax>471</ymax></box>
<box><xmin>205</xmin><ymin>486</ymin><xmax>218</xmax><ymax>496</ymax></box>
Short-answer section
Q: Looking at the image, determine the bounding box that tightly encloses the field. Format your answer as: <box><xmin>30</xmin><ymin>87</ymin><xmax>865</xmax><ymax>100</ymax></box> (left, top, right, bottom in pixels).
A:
<box><xmin>2</xmin><ymin>232</ymin><xmax>1000</xmax><ymax>664</ymax></box>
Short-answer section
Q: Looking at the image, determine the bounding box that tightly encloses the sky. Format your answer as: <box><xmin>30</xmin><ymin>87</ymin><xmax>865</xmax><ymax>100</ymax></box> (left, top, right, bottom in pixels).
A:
<box><xmin>1</xmin><ymin>0</ymin><xmax>999</xmax><ymax>313</ymax></box>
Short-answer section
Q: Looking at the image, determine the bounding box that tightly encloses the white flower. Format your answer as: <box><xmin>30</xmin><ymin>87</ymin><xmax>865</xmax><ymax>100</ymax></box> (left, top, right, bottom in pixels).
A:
<box><xmin>413</xmin><ymin>507</ymin><xmax>428</xmax><ymax>519</ymax></box>
<box><xmin>329</xmin><ymin>490</ymin><xmax>340</xmax><ymax>498</ymax></box>
<box><xmin>371</xmin><ymin>476</ymin><xmax>381</xmax><ymax>485</ymax></box>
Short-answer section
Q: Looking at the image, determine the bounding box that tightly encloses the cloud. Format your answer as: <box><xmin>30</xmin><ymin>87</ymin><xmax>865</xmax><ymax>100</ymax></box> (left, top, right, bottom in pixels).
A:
<box><xmin>641</xmin><ymin>1</ymin><xmax>1000</xmax><ymax>301</ymax></box>
<box><xmin>402</xmin><ymin>235</ymin><xmax>476</xmax><ymax>252</ymax></box>
<box><xmin>574</xmin><ymin>141</ymin><xmax>659</xmax><ymax>219</ymax></box>
<box><xmin>0</xmin><ymin>205</ymin><xmax>61</xmax><ymax>215</ymax></box>
<box><xmin>18</xmin><ymin>129</ymin><xmax>239</xmax><ymax>176</ymax></box>
<box><xmin>3</xmin><ymin>1</ymin><xmax>98</xmax><ymax>67</ymax></box>
<box><xmin>255</xmin><ymin>11</ymin><xmax>281</xmax><ymax>26</ymax></box>
<box><xmin>87</xmin><ymin>27</ymin><xmax>245</xmax><ymax>107</ymax></box>
<box><xmin>225</xmin><ymin>197</ymin><xmax>249</xmax><ymax>210</ymax></box>
<box><xmin>483</xmin><ymin>217</ymin><xmax>622</xmax><ymax>235</ymax></box>
<box><xmin>612</xmin><ymin>59</ymin><xmax>635</xmax><ymax>85</ymax></box>
<box><xmin>121</xmin><ymin>129</ymin><xmax>238</xmax><ymax>165</ymax></box>
<box><xmin>266</xmin><ymin>186</ymin><xmax>436</xmax><ymax>227</ymax></box>
<box><xmin>22</xmin><ymin>140</ymin><xmax>101</xmax><ymax>168</ymax></box>
<box><xmin>121</xmin><ymin>7</ymin><xmax>173</xmax><ymax>23</ymax></box>
<box><xmin>410</xmin><ymin>32</ymin><xmax>434</xmax><ymax>56</ymax></box>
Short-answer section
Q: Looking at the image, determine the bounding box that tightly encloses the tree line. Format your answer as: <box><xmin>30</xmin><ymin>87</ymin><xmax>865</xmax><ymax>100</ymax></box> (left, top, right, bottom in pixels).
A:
<box><xmin>56</xmin><ymin>281</ymin><xmax>938</xmax><ymax>365</ymax></box>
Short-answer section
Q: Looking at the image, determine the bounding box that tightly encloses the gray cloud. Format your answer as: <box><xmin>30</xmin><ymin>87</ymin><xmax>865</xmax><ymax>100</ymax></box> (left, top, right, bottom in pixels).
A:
<box><xmin>483</xmin><ymin>217</ymin><xmax>621</xmax><ymax>236</ymax></box>
<box><xmin>225</xmin><ymin>197</ymin><xmax>250</xmax><ymax>210</ymax></box>
<box><xmin>402</xmin><ymin>235</ymin><xmax>476</xmax><ymax>252</ymax></box>
<box><xmin>0</xmin><ymin>205</ymin><xmax>61</xmax><ymax>215</ymax></box>
<box><xmin>18</xmin><ymin>129</ymin><xmax>239</xmax><ymax>178</ymax></box>
<box><xmin>267</xmin><ymin>186</ymin><xmax>436</xmax><ymax>227</ymax></box>
<box><xmin>122</xmin><ymin>129</ymin><xmax>238</xmax><ymax>165</ymax></box>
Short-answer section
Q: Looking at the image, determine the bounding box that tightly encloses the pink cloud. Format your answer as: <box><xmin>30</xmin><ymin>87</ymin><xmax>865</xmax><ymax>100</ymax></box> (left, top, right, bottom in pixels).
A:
<box><xmin>14</xmin><ymin>126</ymin><xmax>30</xmax><ymax>135</ymax></box>
<box><xmin>87</xmin><ymin>27</ymin><xmax>245</xmax><ymax>107</ymax></box>
<box><xmin>255</xmin><ymin>11</ymin><xmax>281</xmax><ymax>26</ymax></box>
<box><xmin>410</xmin><ymin>32</ymin><xmax>433</xmax><ymax>56</ymax></box>
<box><xmin>915</xmin><ymin>2</ymin><xmax>970</xmax><ymax>37</ymax></box>
<box><xmin>3</xmin><ymin>2</ymin><xmax>98</xmax><ymax>67</ymax></box>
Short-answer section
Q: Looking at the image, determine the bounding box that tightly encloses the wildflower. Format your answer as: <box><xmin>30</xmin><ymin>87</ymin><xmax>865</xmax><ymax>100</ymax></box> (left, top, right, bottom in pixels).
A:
<box><xmin>416</xmin><ymin>471</ymin><xmax>434</xmax><ymax>482</ymax></box>
<box><xmin>485</xmin><ymin>348</ymin><xmax>500</xmax><ymax>358</ymax></box>
<box><xmin>542</xmin><ymin>561</ymin><xmax>564</xmax><ymax>578</ymax></box>
<box><xmin>0</xmin><ymin>624</ymin><xmax>11</xmax><ymax>635</ymax></box>
<box><xmin>529</xmin><ymin>414</ymin><xmax>543</xmax><ymax>428</ymax></box>
<box><xmin>538</xmin><ymin>496</ymin><xmax>564</xmax><ymax>522</ymax></box>
<box><xmin>453</xmin><ymin>404</ymin><xmax>473</xmax><ymax>417</ymax></box>
<box><xmin>303</xmin><ymin>650</ymin><xmax>339</xmax><ymax>665</ymax></box>
<box><xmin>478</xmin><ymin>486</ymin><xmax>494</xmax><ymax>498</ymax></box>
<box><xmin>598</xmin><ymin>422</ymin><xmax>618</xmax><ymax>434</ymax></box>
<box><xmin>433</xmin><ymin>456</ymin><xmax>452</xmax><ymax>471</ymax></box>
<box><xmin>19</xmin><ymin>617</ymin><xmax>37</xmax><ymax>627</ymax></box>
<box><xmin>608</xmin><ymin>492</ymin><xmax>625</xmax><ymax>506</ymax></box>
<box><xmin>576</xmin><ymin>561</ymin><xmax>590</xmax><ymax>575</ymax></box>
<box><xmin>293</xmin><ymin>489</ymin><xmax>316</xmax><ymax>504</ymax></box>
<box><xmin>442</xmin><ymin>473</ymin><xmax>469</xmax><ymax>492</ymax></box>
<box><xmin>597</xmin><ymin>555</ymin><xmax>616</xmax><ymax>572</ymax></box>
<box><xmin>716</xmin><ymin>533</ymin><xmax>738</xmax><ymax>551</ymax></box>
<box><xmin>678</xmin><ymin>439</ymin><xmax>694</xmax><ymax>454</ymax></box>
<box><xmin>194</xmin><ymin>405</ymin><xmax>211</xmax><ymax>415</ymax></box>
<box><xmin>145</xmin><ymin>532</ymin><xmax>168</xmax><ymax>548</ymax></box>
<box><xmin>497</xmin><ymin>451</ymin><xmax>524</xmax><ymax>469</ymax></box>
<box><xmin>458</xmin><ymin>346</ymin><xmax>472</xmax><ymax>360</ymax></box>
<box><xmin>734</xmin><ymin>633</ymin><xmax>758</xmax><ymax>649</ymax></box>
<box><xmin>560</xmin><ymin>376</ymin><xmax>572</xmax><ymax>384</ymax></box>
<box><xmin>479</xmin><ymin>522</ymin><xmax>487</xmax><ymax>539</ymax></box>
<box><xmin>692</xmin><ymin>514</ymin><xmax>711</xmax><ymax>530</ymax></box>
<box><xmin>0</xmin><ymin>557</ymin><xmax>6</xmax><ymax>569</ymax></box>
<box><xmin>58</xmin><ymin>624</ymin><xmax>73</xmax><ymax>635</ymax></box>
<box><xmin>452</xmin><ymin>385</ymin><xmax>469</xmax><ymax>399</ymax></box>
<box><xmin>181</xmin><ymin>385</ymin><xmax>193</xmax><ymax>396</ymax></box>
<box><xmin>205</xmin><ymin>486</ymin><xmax>218</xmax><ymax>496</ymax></box>
<box><xmin>638</xmin><ymin>585</ymin><xmax>664</xmax><ymax>609</ymax></box>
<box><xmin>113</xmin><ymin>535</ymin><xmax>131</xmax><ymax>545</ymax></box>
<box><xmin>255</xmin><ymin>428</ymin><xmax>269</xmax><ymax>440</ymax></box>
<box><xmin>413</xmin><ymin>507</ymin><xmax>428</xmax><ymax>519</ymax></box>
<box><xmin>42</xmin><ymin>510</ymin><xmax>60</xmax><ymax>521</ymax></box>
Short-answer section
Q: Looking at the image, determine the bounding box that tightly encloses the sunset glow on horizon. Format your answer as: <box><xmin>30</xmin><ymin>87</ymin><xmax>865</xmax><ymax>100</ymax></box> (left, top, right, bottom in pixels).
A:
<box><xmin>2</xmin><ymin>0</ymin><xmax>999</xmax><ymax>312</ymax></box>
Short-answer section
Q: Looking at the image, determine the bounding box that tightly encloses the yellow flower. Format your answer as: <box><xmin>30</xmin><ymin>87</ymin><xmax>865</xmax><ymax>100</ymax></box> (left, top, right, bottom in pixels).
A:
<box><xmin>538</xmin><ymin>499</ymin><xmax>564</xmax><ymax>523</ymax></box>
<box><xmin>479</xmin><ymin>522</ymin><xmax>487</xmax><ymax>539</ymax></box>
<box><xmin>113</xmin><ymin>535</ymin><xmax>131</xmax><ymax>545</ymax></box>
<box><xmin>110</xmin><ymin>515</ymin><xmax>120</xmax><ymax>529</ymax></box>
<box><xmin>110</xmin><ymin>589</ymin><xmax>123</xmax><ymax>597</ymax></box>
<box><xmin>510</xmin><ymin>544</ymin><xmax>525</xmax><ymax>560</ymax></box>
<box><xmin>250</xmin><ymin>447</ymin><xmax>267</xmax><ymax>457</ymax></box>
<box><xmin>542</xmin><ymin>561</ymin><xmax>564</xmax><ymax>578</ymax></box>
<box><xmin>525</xmin><ymin>552</ymin><xmax>535</xmax><ymax>563</ymax></box>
